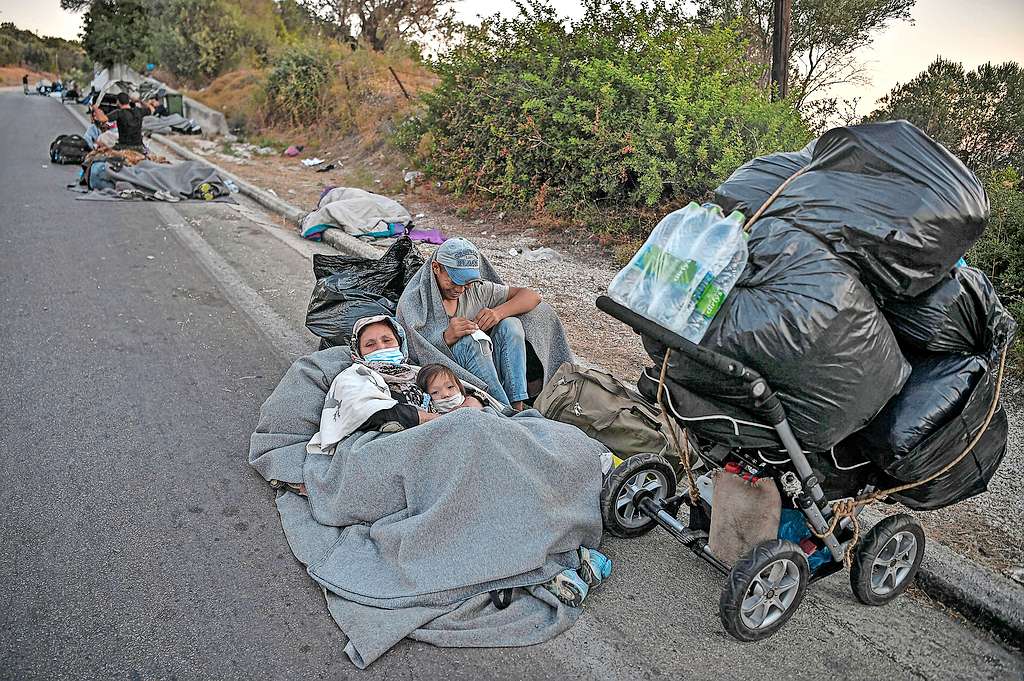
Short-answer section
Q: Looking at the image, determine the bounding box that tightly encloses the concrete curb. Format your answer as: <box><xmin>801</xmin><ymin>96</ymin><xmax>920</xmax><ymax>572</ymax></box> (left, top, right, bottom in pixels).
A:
<box><xmin>149</xmin><ymin>133</ymin><xmax>382</xmax><ymax>261</ymax></box>
<box><xmin>61</xmin><ymin>100</ymin><xmax>1024</xmax><ymax>649</ymax></box>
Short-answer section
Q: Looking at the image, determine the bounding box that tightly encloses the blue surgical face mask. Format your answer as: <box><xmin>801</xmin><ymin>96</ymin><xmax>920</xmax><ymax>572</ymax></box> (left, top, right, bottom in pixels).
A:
<box><xmin>363</xmin><ymin>347</ymin><xmax>404</xmax><ymax>365</ymax></box>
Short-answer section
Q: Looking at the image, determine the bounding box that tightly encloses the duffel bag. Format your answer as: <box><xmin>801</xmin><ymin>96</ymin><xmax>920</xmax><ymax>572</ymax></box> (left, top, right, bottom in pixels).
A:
<box><xmin>49</xmin><ymin>134</ymin><xmax>90</xmax><ymax>164</ymax></box>
<box><xmin>535</xmin><ymin>362</ymin><xmax>669</xmax><ymax>459</ymax></box>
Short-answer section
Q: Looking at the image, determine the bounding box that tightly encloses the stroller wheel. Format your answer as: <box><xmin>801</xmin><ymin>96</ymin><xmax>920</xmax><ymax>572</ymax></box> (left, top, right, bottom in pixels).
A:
<box><xmin>720</xmin><ymin>540</ymin><xmax>809</xmax><ymax>642</ymax></box>
<box><xmin>600</xmin><ymin>453</ymin><xmax>676</xmax><ymax>538</ymax></box>
<box><xmin>850</xmin><ymin>513</ymin><xmax>925</xmax><ymax>606</ymax></box>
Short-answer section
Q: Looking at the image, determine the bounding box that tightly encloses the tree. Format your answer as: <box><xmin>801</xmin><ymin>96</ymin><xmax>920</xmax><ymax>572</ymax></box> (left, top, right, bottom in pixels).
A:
<box><xmin>694</xmin><ymin>0</ymin><xmax>914</xmax><ymax>106</ymax></box>
<box><xmin>151</xmin><ymin>0</ymin><xmax>245</xmax><ymax>83</ymax></box>
<box><xmin>300</xmin><ymin>0</ymin><xmax>454</xmax><ymax>51</ymax></box>
<box><xmin>866</xmin><ymin>58</ymin><xmax>1024</xmax><ymax>174</ymax></box>
<box><xmin>78</xmin><ymin>0</ymin><xmax>152</xmax><ymax>66</ymax></box>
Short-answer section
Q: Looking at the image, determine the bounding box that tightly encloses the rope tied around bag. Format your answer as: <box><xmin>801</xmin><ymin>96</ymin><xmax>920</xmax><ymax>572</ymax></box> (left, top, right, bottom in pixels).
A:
<box><xmin>655</xmin><ymin>350</ymin><xmax>701</xmax><ymax>505</ymax></box>
<box><xmin>815</xmin><ymin>343</ymin><xmax>1010</xmax><ymax>567</ymax></box>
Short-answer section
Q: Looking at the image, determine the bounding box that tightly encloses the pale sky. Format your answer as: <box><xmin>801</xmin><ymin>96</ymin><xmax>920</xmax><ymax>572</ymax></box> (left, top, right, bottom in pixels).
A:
<box><xmin>3</xmin><ymin>0</ymin><xmax>1022</xmax><ymax>113</ymax></box>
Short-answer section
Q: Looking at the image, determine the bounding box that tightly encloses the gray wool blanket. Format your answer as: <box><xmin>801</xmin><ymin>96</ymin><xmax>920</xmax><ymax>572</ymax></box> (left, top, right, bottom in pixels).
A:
<box><xmin>249</xmin><ymin>347</ymin><xmax>606</xmax><ymax>668</ymax></box>
<box><xmin>106</xmin><ymin>160</ymin><xmax>228</xmax><ymax>199</ymax></box>
<box><xmin>397</xmin><ymin>250</ymin><xmax>575</xmax><ymax>393</ymax></box>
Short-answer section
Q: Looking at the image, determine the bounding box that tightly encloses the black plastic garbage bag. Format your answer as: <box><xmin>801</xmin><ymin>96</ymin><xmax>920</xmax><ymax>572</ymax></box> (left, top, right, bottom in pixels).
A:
<box><xmin>697</xmin><ymin>218</ymin><xmax>910</xmax><ymax>451</ymax></box>
<box><xmin>306</xmin><ymin>287</ymin><xmax>396</xmax><ymax>348</ymax></box>
<box><xmin>855</xmin><ymin>353</ymin><xmax>989</xmax><ymax>477</ymax></box>
<box><xmin>747</xmin><ymin>121</ymin><xmax>989</xmax><ymax>301</ymax></box>
<box><xmin>311</xmin><ymin>236</ymin><xmax>425</xmax><ymax>300</ymax></box>
<box><xmin>714</xmin><ymin>142</ymin><xmax>814</xmax><ymax>217</ymax></box>
<box><xmin>306</xmin><ymin>236</ymin><xmax>424</xmax><ymax>348</ymax></box>
<box><xmin>890</xmin><ymin>405</ymin><xmax>1007</xmax><ymax>510</ymax></box>
<box><xmin>882</xmin><ymin>266</ymin><xmax>1016</xmax><ymax>355</ymax></box>
<box><xmin>851</xmin><ymin>350</ymin><xmax>1009</xmax><ymax>510</ymax></box>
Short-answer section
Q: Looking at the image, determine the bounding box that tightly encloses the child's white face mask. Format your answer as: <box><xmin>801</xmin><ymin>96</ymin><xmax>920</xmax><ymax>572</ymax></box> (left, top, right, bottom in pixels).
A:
<box><xmin>432</xmin><ymin>393</ymin><xmax>465</xmax><ymax>413</ymax></box>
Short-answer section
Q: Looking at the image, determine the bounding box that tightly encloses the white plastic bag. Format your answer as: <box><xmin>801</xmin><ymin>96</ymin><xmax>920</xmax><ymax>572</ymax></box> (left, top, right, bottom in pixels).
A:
<box><xmin>608</xmin><ymin>202</ymin><xmax>748</xmax><ymax>342</ymax></box>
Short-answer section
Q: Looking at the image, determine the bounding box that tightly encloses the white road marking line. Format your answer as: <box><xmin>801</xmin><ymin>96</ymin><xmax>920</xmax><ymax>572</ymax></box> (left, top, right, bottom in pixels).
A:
<box><xmin>154</xmin><ymin>203</ymin><xmax>312</xmax><ymax>362</ymax></box>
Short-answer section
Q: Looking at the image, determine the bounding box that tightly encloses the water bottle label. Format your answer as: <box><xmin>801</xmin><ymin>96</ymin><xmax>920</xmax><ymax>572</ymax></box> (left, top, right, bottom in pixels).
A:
<box><xmin>694</xmin><ymin>281</ymin><xmax>726</xmax><ymax>319</ymax></box>
<box><xmin>635</xmin><ymin>245</ymin><xmax>698</xmax><ymax>285</ymax></box>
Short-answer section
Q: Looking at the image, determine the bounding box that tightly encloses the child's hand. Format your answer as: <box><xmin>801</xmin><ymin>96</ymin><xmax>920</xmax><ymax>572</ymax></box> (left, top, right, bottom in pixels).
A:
<box><xmin>460</xmin><ymin>395</ymin><xmax>484</xmax><ymax>409</ymax></box>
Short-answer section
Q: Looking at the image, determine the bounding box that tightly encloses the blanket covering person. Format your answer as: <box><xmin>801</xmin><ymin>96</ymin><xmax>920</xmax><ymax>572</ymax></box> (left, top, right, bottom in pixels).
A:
<box><xmin>301</xmin><ymin>187</ymin><xmax>412</xmax><ymax>239</ymax></box>
<box><xmin>397</xmin><ymin>248</ymin><xmax>574</xmax><ymax>397</ymax></box>
<box><xmin>103</xmin><ymin>160</ymin><xmax>228</xmax><ymax>200</ymax></box>
<box><xmin>249</xmin><ymin>347</ymin><xmax>606</xmax><ymax>668</ymax></box>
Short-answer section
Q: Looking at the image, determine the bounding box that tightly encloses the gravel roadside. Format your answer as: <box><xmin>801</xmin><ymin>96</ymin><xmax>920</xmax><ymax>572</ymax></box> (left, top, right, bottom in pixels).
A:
<box><xmin>177</xmin><ymin>136</ymin><xmax>1024</xmax><ymax>585</ymax></box>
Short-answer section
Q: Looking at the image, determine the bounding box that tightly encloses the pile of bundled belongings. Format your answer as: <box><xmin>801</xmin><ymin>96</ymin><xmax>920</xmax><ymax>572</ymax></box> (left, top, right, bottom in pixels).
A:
<box><xmin>301</xmin><ymin>187</ymin><xmax>412</xmax><ymax>240</ymax></box>
<box><xmin>305</xmin><ymin>235</ymin><xmax>425</xmax><ymax>349</ymax></box>
<box><xmin>79</xmin><ymin>154</ymin><xmax>230</xmax><ymax>202</ymax></box>
<box><xmin>142</xmin><ymin>114</ymin><xmax>203</xmax><ymax>135</ymax></box>
<box><xmin>644</xmin><ymin>120</ymin><xmax>1014</xmax><ymax>510</ymax></box>
<box><xmin>49</xmin><ymin>134</ymin><xmax>91</xmax><ymax>165</ymax></box>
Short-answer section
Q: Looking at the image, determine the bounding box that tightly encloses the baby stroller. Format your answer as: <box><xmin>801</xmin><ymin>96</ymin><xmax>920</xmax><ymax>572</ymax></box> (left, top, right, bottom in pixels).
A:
<box><xmin>595</xmin><ymin>295</ymin><xmax>927</xmax><ymax>642</ymax></box>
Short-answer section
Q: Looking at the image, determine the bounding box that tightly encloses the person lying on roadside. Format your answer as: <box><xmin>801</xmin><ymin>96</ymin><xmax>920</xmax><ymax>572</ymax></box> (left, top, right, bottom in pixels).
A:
<box><xmin>415</xmin><ymin>363</ymin><xmax>485</xmax><ymax>413</ymax></box>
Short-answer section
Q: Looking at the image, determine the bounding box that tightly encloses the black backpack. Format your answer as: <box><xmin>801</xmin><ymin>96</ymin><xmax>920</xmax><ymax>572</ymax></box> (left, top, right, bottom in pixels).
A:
<box><xmin>49</xmin><ymin>134</ymin><xmax>90</xmax><ymax>165</ymax></box>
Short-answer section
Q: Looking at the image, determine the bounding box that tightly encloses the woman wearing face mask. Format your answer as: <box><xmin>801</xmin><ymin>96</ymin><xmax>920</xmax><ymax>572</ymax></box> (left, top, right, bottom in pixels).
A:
<box><xmin>346</xmin><ymin>315</ymin><xmax>438</xmax><ymax>433</ymax></box>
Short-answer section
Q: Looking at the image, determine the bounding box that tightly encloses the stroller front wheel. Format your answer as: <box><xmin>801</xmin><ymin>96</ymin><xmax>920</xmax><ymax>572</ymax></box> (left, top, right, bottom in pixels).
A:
<box><xmin>850</xmin><ymin>513</ymin><xmax>925</xmax><ymax>606</ymax></box>
<box><xmin>600</xmin><ymin>453</ymin><xmax>677</xmax><ymax>538</ymax></box>
<box><xmin>720</xmin><ymin>540</ymin><xmax>809</xmax><ymax>642</ymax></box>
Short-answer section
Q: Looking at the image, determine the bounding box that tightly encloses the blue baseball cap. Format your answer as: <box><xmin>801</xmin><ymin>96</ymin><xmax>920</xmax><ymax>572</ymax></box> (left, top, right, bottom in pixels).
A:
<box><xmin>435</xmin><ymin>237</ymin><xmax>482</xmax><ymax>285</ymax></box>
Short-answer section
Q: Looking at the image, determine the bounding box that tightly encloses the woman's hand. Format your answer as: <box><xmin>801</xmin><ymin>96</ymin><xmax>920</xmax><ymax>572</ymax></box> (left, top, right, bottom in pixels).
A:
<box><xmin>460</xmin><ymin>396</ymin><xmax>484</xmax><ymax>409</ymax></box>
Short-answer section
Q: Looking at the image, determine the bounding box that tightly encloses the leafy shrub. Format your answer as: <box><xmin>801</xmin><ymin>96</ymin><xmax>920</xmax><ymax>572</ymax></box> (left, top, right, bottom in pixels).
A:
<box><xmin>416</xmin><ymin>0</ymin><xmax>810</xmax><ymax>228</ymax></box>
<box><xmin>263</xmin><ymin>46</ymin><xmax>333</xmax><ymax>127</ymax></box>
<box><xmin>967</xmin><ymin>169</ymin><xmax>1024</xmax><ymax>345</ymax></box>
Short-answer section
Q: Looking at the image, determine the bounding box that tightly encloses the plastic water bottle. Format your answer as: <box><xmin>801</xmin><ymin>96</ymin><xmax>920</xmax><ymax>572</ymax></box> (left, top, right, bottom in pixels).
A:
<box><xmin>608</xmin><ymin>203</ymin><xmax>747</xmax><ymax>339</ymax></box>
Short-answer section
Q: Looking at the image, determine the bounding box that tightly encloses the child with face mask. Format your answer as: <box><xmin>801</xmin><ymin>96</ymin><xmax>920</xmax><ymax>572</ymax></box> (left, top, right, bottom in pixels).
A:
<box><xmin>416</xmin><ymin>364</ymin><xmax>485</xmax><ymax>413</ymax></box>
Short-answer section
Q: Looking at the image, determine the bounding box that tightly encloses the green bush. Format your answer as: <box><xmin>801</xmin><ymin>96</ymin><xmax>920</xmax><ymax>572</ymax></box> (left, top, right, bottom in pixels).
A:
<box><xmin>263</xmin><ymin>46</ymin><xmax>333</xmax><ymax>127</ymax></box>
<box><xmin>416</xmin><ymin>0</ymin><xmax>809</xmax><ymax>228</ymax></box>
<box><xmin>967</xmin><ymin>168</ymin><xmax>1024</xmax><ymax>348</ymax></box>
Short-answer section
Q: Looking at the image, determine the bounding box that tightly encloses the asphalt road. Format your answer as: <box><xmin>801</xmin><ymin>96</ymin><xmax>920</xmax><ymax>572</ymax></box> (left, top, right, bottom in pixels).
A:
<box><xmin>1</xmin><ymin>91</ymin><xmax>1021</xmax><ymax>681</ymax></box>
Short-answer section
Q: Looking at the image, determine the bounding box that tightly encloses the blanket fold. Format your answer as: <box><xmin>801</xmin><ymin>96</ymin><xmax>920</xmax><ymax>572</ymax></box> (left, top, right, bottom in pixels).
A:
<box><xmin>397</xmin><ymin>251</ymin><xmax>574</xmax><ymax>392</ymax></box>
<box><xmin>249</xmin><ymin>348</ymin><xmax>606</xmax><ymax>668</ymax></box>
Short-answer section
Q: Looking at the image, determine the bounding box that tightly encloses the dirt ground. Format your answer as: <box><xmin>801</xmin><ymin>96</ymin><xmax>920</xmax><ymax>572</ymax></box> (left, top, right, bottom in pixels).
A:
<box><xmin>176</xmin><ymin>134</ymin><xmax>1024</xmax><ymax>584</ymax></box>
<box><xmin>0</xmin><ymin>66</ymin><xmax>58</xmax><ymax>87</ymax></box>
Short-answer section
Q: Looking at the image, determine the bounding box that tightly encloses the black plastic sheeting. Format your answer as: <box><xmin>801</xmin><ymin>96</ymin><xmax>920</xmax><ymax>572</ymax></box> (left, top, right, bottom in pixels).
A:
<box><xmin>698</xmin><ymin>218</ymin><xmax>909</xmax><ymax>451</ymax></box>
<box><xmin>306</xmin><ymin>236</ymin><xmax>425</xmax><ymax>348</ymax></box>
<box><xmin>852</xmin><ymin>352</ymin><xmax>1007</xmax><ymax>510</ymax></box>
<box><xmin>306</xmin><ymin>287</ymin><xmax>396</xmax><ymax>348</ymax></box>
<box><xmin>882</xmin><ymin>266</ymin><xmax>1016</xmax><ymax>355</ymax></box>
<box><xmin>714</xmin><ymin>143</ymin><xmax>813</xmax><ymax>217</ymax></box>
<box><xmin>890</xmin><ymin>406</ymin><xmax>1007</xmax><ymax>511</ymax></box>
<box><xmin>311</xmin><ymin>236</ymin><xmax>425</xmax><ymax>299</ymax></box>
<box><xmin>719</xmin><ymin>121</ymin><xmax>989</xmax><ymax>301</ymax></box>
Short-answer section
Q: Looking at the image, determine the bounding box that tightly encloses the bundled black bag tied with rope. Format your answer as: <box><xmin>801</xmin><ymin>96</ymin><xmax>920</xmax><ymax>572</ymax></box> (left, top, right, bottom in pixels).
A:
<box><xmin>881</xmin><ymin>266</ymin><xmax>1017</xmax><ymax>355</ymax></box>
<box><xmin>715</xmin><ymin>120</ymin><xmax>989</xmax><ymax>302</ymax></box>
<box><xmin>305</xmin><ymin>236</ymin><xmax>424</xmax><ymax>348</ymax></box>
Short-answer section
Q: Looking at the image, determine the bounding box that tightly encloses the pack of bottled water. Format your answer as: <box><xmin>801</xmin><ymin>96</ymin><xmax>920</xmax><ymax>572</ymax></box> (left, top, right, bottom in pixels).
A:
<box><xmin>607</xmin><ymin>202</ymin><xmax>748</xmax><ymax>343</ymax></box>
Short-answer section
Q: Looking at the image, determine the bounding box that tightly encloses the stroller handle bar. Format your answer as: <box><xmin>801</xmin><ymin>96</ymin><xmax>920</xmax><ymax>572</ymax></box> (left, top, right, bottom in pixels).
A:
<box><xmin>596</xmin><ymin>296</ymin><xmax>784</xmax><ymax>423</ymax></box>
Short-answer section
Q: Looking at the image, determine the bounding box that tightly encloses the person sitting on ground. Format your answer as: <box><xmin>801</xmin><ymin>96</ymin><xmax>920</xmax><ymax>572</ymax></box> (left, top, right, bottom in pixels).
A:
<box><xmin>415</xmin><ymin>363</ymin><xmax>485</xmax><ymax>413</ymax></box>
<box><xmin>91</xmin><ymin>92</ymin><xmax>154</xmax><ymax>153</ymax></box>
<box><xmin>398</xmin><ymin>237</ymin><xmax>574</xmax><ymax>411</ymax></box>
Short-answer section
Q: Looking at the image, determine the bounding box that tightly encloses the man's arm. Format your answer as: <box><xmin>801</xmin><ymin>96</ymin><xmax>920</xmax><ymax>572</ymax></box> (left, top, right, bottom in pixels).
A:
<box><xmin>475</xmin><ymin>286</ymin><xmax>542</xmax><ymax>331</ymax></box>
<box><xmin>92</xmin><ymin>106</ymin><xmax>109</xmax><ymax>124</ymax></box>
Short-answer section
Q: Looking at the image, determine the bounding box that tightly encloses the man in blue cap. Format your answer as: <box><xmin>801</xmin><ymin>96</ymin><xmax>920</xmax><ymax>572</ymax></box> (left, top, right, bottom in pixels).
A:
<box><xmin>430</xmin><ymin>237</ymin><xmax>542</xmax><ymax>410</ymax></box>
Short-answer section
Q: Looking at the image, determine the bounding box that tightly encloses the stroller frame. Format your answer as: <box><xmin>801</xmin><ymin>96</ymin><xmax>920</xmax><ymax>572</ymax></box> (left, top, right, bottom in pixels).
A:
<box><xmin>596</xmin><ymin>296</ymin><xmax>924</xmax><ymax>640</ymax></box>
